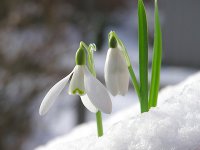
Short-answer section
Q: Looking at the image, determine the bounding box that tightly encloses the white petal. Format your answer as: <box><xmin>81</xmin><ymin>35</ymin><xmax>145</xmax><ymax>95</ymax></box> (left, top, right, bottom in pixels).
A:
<box><xmin>104</xmin><ymin>48</ymin><xmax>129</xmax><ymax>96</ymax></box>
<box><xmin>39</xmin><ymin>70</ymin><xmax>74</xmax><ymax>116</ymax></box>
<box><xmin>80</xmin><ymin>95</ymin><xmax>98</xmax><ymax>113</ymax></box>
<box><xmin>117</xmin><ymin>69</ymin><xmax>129</xmax><ymax>95</ymax></box>
<box><xmin>84</xmin><ymin>67</ymin><xmax>112</xmax><ymax>114</ymax></box>
<box><xmin>104</xmin><ymin>48</ymin><xmax>119</xmax><ymax>96</ymax></box>
<box><xmin>68</xmin><ymin>65</ymin><xmax>85</xmax><ymax>95</ymax></box>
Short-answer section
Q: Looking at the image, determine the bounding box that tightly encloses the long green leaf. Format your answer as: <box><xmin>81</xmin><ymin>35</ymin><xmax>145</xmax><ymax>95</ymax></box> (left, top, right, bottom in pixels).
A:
<box><xmin>149</xmin><ymin>0</ymin><xmax>162</xmax><ymax>108</ymax></box>
<box><xmin>138</xmin><ymin>0</ymin><xmax>149</xmax><ymax>113</ymax></box>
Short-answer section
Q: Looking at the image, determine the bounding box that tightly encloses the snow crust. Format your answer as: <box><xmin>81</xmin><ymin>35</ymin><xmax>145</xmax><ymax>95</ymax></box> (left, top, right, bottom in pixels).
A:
<box><xmin>36</xmin><ymin>72</ymin><xmax>200</xmax><ymax>150</ymax></box>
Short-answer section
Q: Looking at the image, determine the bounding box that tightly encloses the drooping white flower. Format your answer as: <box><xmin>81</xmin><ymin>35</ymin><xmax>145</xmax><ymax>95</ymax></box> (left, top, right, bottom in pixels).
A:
<box><xmin>39</xmin><ymin>47</ymin><xmax>112</xmax><ymax>116</ymax></box>
<box><xmin>104</xmin><ymin>35</ymin><xmax>129</xmax><ymax>96</ymax></box>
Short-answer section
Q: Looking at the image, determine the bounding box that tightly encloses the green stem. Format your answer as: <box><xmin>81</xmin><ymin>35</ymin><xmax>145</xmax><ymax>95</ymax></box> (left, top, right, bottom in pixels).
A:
<box><xmin>80</xmin><ymin>42</ymin><xmax>104</xmax><ymax>137</ymax></box>
<box><xmin>96</xmin><ymin>111</ymin><xmax>103</xmax><ymax>137</ymax></box>
<box><xmin>128</xmin><ymin>65</ymin><xmax>141</xmax><ymax>102</ymax></box>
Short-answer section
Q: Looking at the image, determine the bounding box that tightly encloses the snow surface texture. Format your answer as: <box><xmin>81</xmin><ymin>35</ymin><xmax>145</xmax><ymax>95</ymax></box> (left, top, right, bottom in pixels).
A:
<box><xmin>36</xmin><ymin>72</ymin><xmax>200</xmax><ymax>150</ymax></box>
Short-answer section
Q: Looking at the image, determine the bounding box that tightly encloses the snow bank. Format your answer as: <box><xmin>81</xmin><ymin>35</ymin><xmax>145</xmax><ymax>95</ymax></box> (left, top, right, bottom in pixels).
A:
<box><xmin>36</xmin><ymin>72</ymin><xmax>200</xmax><ymax>150</ymax></box>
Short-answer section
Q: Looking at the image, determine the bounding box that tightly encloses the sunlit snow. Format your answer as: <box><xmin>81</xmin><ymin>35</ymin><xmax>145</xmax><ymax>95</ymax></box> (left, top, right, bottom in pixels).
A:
<box><xmin>36</xmin><ymin>72</ymin><xmax>200</xmax><ymax>150</ymax></box>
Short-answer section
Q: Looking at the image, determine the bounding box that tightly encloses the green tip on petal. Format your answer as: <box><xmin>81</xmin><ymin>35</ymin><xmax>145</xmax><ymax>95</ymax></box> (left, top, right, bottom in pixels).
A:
<box><xmin>75</xmin><ymin>44</ymin><xmax>86</xmax><ymax>65</ymax></box>
<box><xmin>72</xmin><ymin>88</ymin><xmax>85</xmax><ymax>95</ymax></box>
<box><xmin>109</xmin><ymin>35</ymin><xmax>118</xmax><ymax>48</ymax></box>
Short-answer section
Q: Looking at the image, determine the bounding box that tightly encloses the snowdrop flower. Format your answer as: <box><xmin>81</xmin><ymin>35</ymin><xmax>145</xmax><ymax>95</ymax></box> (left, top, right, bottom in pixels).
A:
<box><xmin>104</xmin><ymin>35</ymin><xmax>129</xmax><ymax>96</ymax></box>
<box><xmin>39</xmin><ymin>46</ymin><xmax>112</xmax><ymax>116</ymax></box>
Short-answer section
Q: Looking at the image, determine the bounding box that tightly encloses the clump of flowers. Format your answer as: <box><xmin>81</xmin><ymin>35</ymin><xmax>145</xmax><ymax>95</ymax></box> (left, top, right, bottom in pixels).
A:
<box><xmin>39</xmin><ymin>0</ymin><xmax>162</xmax><ymax>137</ymax></box>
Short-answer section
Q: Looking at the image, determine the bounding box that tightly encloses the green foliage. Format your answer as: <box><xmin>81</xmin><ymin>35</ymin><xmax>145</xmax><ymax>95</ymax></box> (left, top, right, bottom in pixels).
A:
<box><xmin>110</xmin><ymin>0</ymin><xmax>162</xmax><ymax>113</ymax></box>
<box><xmin>138</xmin><ymin>0</ymin><xmax>149</xmax><ymax>113</ymax></box>
<box><xmin>149</xmin><ymin>0</ymin><xmax>162</xmax><ymax>108</ymax></box>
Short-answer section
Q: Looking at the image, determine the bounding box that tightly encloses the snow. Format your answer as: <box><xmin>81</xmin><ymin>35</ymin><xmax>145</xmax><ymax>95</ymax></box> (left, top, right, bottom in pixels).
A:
<box><xmin>35</xmin><ymin>72</ymin><xmax>200</xmax><ymax>150</ymax></box>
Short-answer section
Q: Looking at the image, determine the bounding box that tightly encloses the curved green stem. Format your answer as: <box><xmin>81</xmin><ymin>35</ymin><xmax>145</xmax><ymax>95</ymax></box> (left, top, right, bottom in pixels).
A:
<box><xmin>128</xmin><ymin>65</ymin><xmax>141</xmax><ymax>103</ymax></box>
<box><xmin>80</xmin><ymin>41</ymin><xmax>103</xmax><ymax>137</ymax></box>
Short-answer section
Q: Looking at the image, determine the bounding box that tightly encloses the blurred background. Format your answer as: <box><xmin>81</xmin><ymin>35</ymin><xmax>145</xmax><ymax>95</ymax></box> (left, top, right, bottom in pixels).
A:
<box><xmin>0</xmin><ymin>0</ymin><xmax>199</xmax><ymax>150</ymax></box>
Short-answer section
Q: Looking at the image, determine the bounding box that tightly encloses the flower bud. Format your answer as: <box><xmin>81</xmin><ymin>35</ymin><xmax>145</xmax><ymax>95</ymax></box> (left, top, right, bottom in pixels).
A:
<box><xmin>75</xmin><ymin>44</ymin><xmax>86</xmax><ymax>65</ymax></box>
<box><xmin>109</xmin><ymin>35</ymin><xmax>118</xmax><ymax>48</ymax></box>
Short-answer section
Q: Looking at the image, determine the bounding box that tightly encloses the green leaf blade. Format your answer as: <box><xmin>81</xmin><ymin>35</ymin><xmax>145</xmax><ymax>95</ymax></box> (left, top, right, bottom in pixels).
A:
<box><xmin>138</xmin><ymin>0</ymin><xmax>149</xmax><ymax>113</ymax></box>
<box><xmin>149</xmin><ymin>0</ymin><xmax>162</xmax><ymax>108</ymax></box>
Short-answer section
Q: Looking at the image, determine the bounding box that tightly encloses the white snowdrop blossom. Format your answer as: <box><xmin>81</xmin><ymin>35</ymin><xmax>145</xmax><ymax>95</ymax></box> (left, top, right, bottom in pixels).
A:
<box><xmin>39</xmin><ymin>47</ymin><xmax>112</xmax><ymax>116</ymax></box>
<box><xmin>104</xmin><ymin>36</ymin><xmax>129</xmax><ymax>96</ymax></box>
